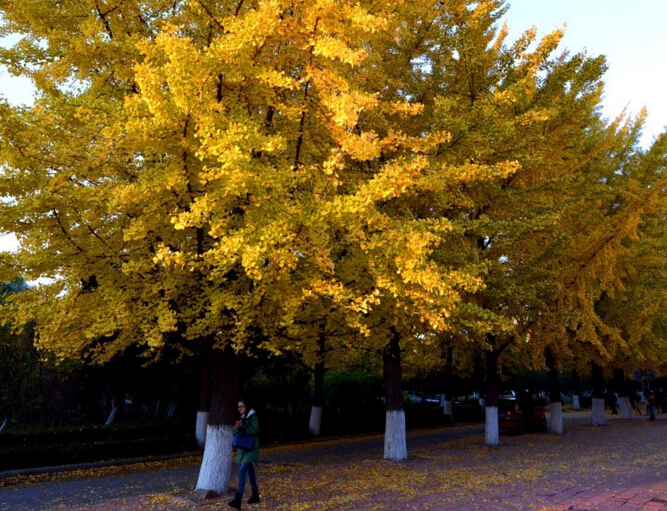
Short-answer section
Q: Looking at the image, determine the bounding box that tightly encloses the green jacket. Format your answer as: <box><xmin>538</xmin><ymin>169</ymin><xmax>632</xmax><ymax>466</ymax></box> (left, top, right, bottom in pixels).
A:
<box><xmin>234</xmin><ymin>411</ymin><xmax>259</xmax><ymax>464</ymax></box>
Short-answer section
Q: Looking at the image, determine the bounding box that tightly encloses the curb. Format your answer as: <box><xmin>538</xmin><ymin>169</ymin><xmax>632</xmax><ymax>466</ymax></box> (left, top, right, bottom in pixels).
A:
<box><xmin>0</xmin><ymin>451</ymin><xmax>202</xmax><ymax>480</ymax></box>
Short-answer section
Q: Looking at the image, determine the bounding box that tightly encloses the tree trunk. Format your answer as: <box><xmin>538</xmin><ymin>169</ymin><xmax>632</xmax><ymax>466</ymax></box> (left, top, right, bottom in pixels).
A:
<box><xmin>484</xmin><ymin>346</ymin><xmax>499</xmax><ymax>446</ymax></box>
<box><xmin>309</xmin><ymin>332</ymin><xmax>325</xmax><ymax>437</ymax></box>
<box><xmin>196</xmin><ymin>346</ymin><xmax>212</xmax><ymax>448</ymax></box>
<box><xmin>195</xmin><ymin>413</ymin><xmax>209</xmax><ymax>448</ymax></box>
<box><xmin>105</xmin><ymin>388</ymin><xmax>124</xmax><ymax>426</ymax></box>
<box><xmin>195</xmin><ymin>348</ymin><xmax>241</xmax><ymax>495</ymax></box>
<box><xmin>383</xmin><ymin>330</ymin><xmax>407</xmax><ymax>461</ymax></box>
<box><xmin>442</xmin><ymin>346</ymin><xmax>454</xmax><ymax>422</ymax></box>
<box><xmin>474</xmin><ymin>353</ymin><xmax>486</xmax><ymax>407</ymax></box>
<box><xmin>571</xmin><ymin>366</ymin><xmax>581</xmax><ymax>410</ymax></box>
<box><xmin>591</xmin><ymin>362</ymin><xmax>606</xmax><ymax>426</ymax></box>
<box><xmin>546</xmin><ymin>351</ymin><xmax>563</xmax><ymax>434</ymax></box>
<box><xmin>613</xmin><ymin>369</ymin><xmax>632</xmax><ymax>419</ymax></box>
<box><xmin>105</xmin><ymin>403</ymin><xmax>119</xmax><ymax>426</ymax></box>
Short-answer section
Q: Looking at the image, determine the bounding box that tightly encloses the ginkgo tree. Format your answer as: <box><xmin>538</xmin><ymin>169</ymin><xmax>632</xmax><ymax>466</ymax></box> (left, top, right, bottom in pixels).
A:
<box><xmin>0</xmin><ymin>0</ymin><xmax>496</xmax><ymax>492</ymax></box>
<box><xmin>3</xmin><ymin>0</ymin><xmax>666</xmax><ymax>496</ymax></box>
<box><xmin>523</xmin><ymin>114</ymin><xmax>667</xmax><ymax>431</ymax></box>
<box><xmin>420</xmin><ymin>0</ymin><xmax>666</xmax><ymax>443</ymax></box>
<box><xmin>407</xmin><ymin>0</ymin><xmax>635</xmax><ymax>444</ymax></box>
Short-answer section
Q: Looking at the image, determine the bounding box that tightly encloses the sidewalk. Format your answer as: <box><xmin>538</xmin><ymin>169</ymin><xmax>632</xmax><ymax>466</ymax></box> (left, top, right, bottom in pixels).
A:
<box><xmin>3</xmin><ymin>413</ymin><xmax>666</xmax><ymax>511</ymax></box>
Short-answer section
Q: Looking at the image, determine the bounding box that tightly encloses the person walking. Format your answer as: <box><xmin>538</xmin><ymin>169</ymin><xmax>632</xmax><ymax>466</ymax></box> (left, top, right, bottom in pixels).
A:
<box><xmin>228</xmin><ymin>400</ymin><xmax>260</xmax><ymax>509</ymax></box>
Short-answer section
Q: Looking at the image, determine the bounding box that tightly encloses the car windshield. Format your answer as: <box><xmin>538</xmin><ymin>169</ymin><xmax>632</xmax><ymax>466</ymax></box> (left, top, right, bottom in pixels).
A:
<box><xmin>498</xmin><ymin>399</ymin><xmax>517</xmax><ymax>411</ymax></box>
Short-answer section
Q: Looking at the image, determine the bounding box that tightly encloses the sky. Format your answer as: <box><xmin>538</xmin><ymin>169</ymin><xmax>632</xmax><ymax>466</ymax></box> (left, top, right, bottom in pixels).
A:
<box><xmin>1</xmin><ymin>0</ymin><xmax>666</xmax><ymax>253</ymax></box>
<box><xmin>502</xmin><ymin>0</ymin><xmax>667</xmax><ymax>146</ymax></box>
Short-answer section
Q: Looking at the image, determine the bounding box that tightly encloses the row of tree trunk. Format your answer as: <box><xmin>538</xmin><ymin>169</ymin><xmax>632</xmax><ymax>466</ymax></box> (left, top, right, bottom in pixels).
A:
<box><xmin>190</xmin><ymin>336</ymin><xmax>637</xmax><ymax>495</ymax></box>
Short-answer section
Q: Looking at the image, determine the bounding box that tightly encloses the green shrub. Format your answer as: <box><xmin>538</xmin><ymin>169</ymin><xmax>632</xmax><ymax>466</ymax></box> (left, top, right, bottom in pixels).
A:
<box><xmin>0</xmin><ymin>421</ymin><xmax>189</xmax><ymax>449</ymax></box>
<box><xmin>451</xmin><ymin>401</ymin><xmax>485</xmax><ymax>423</ymax></box>
<box><xmin>0</xmin><ymin>432</ymin><xmax>197</xmax><ymax>471</ymax></box>
<box><xmin>322</xmin><ymin>370</ymin><xmax>385</xmax><ymax>435</ymax></box>
<box><xmin>0</xmin><ymin>421</ymin><xmax>197</xmax><ymax>470</ymax></box>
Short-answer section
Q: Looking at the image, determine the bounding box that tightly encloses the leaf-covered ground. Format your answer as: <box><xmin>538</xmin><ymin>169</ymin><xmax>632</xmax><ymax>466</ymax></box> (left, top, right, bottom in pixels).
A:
<box><xmin>2</xmin><ymin>413</ymin><xmax>666</xmax><ymax>511</ymax></box>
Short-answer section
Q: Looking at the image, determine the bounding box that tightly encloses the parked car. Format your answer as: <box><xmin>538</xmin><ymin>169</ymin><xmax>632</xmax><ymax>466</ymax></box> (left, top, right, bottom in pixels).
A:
<box><xmin>497</xmin><ymin>397</ymin><xmax>547</xmax><ymax>434</ymax></box>
<box><xmin>407</xmin><ymin>392</ymin><xmax>441</xmax><ymax>404</ymax></box>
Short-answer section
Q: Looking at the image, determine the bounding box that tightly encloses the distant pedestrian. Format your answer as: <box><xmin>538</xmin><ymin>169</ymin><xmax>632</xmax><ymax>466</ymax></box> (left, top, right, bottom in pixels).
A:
<box><xmin>228</xmin><ymin>400</ymin><xmax>260</xmax><ymax>509</ymax></box>
<box><xmin>646</xmin><ymin>393</ymin><xmax>656</xmax><ymax>421</ymax></box>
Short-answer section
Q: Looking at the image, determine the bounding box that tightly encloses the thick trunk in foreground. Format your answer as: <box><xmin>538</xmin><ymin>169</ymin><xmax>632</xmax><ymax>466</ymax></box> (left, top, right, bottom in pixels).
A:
<box><xmin>591</xmin><ymin>362</ymin><xmax>606</xmax><ymax>426</ymax></box>
<box><xmin>613</xmin><ymin>369</ymin><xmax>632</xmax><ymax>419</ymax></box>
<box><xmin>383</xmin><ymin>331</ymin><xmax>407</xmax><ymax>461</ymax></box>
<box><xmin>484</xmin><ymin>347</ymin><xmax>499</xmax><ymax>446</ymax></box>
<box><xmin>546</xmin><ymin>352</ymin><xmax>563</xmax><ymax>434</ymax></box>
<box><xmin>195</xmin><ymin>348</ymin><xmax>241</xmax><ymax>495</ymax></box>
<box><xmin>196</xmin><ymin>411</ymin><xmax>209</xmax><ymax>448</ymax></box>
<box><xmin>474</xmin><ymin>353</ymin><xmax>485</xmax><ymax>407</ymax></box>
<box><xmin>442</xmin><ymin>346</ymin><xmax>454</xmax><ymax>422</ymax></box>
<box><xmin>618</xmin><ymin>396</ymin><xmax>632</xmax><ymax>419</ymax></box>
<box><xmin>591</xmin><ymin>398</ymin><xmax>605</xmax><ymax>425</ymax></box>
<box><xmin>550</xmin><ymin>401</ymin><xmax>563</xmax><ymax>434</ymax></box>
<box><xmin>309</xmin><ymin>332</ymin><xmax>326</xmax><ymax>437</ymax></box>
<box><xmin>196</xmin><ymin>348</ymin><xmax>212</xmax><ymax>448</ymax></box>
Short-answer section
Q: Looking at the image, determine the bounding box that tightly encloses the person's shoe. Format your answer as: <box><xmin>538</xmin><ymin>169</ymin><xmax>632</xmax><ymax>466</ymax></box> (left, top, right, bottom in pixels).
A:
<box><xmin>228</xmin><ymin>492</ymin><xmax>243</xmax><ymax>509</ymax></box>
<box><xmin>247</xmin><ymin>488</ymin><xmax>260</xmax><ymax>504</ymax></box>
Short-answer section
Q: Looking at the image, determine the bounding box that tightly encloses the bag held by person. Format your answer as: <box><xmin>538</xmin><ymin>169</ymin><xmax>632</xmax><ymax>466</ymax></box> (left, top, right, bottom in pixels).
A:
<box><xmin>232</xmin><ymin>432</ymin><xmax>255</xmax><ymax>451</ymax></box>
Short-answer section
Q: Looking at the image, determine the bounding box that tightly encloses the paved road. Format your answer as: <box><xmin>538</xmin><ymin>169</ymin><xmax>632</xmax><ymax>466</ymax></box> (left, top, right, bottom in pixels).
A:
<box><xmin>0</xmin><ymin>465</ymin><xmax>199</xmax><ymax>511</ymax></box>
<box><xmin>0</xmin><ymin>422</ymin><xmax>487</xmax><ymax>511</ymax></box>
<box><xmin>0</xmin><ymin>413</ymin><xmax>652</xmax><ymax>511</ymax></box>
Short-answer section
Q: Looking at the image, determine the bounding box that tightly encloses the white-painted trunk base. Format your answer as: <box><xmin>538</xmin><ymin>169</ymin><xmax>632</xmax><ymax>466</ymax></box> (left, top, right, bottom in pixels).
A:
<box><xmin>485</xmin><ymin>406</ymin><xmax>499</xmax><ymax>446</ymax></box>
<box><xmin>572</xmin><ymin>395</ymin><xmax>581</xmax><ymax>410</ymax></box>
<box><xmin>443</xmin><ymin>400</ymin><xmax>453</xmax><ymax>419</ymax></box>
<box><xmin>619</xmin><ymin>396</ymin><xmax>633</xmax><ymax>419</ymax></box>
<box><xmin>384</xmin><ymin>410</ymin><xmax>408</xmax><ymax>461</ymax></box>
<box><xmin>309</xmin><ymin>406</ymin><xmax>323</xmax><ymax>437</ymax></box>
<box><xmin>195</xmin><ymin>424</ymin><xmax>234</xmax><ymax>495</ymax></box>
<box><xmin>105</xmin><ymin>406</ymin><xmax>119</xmax><ymax>426</ymax></box>
<box><xmin>550</xmin><ymin>402</ymin><xmax>563</xmax><ymax>434</ymax></box>
<box><xmin>591</xmin><ymin>398</ymin><xmax>606</xmax><ymax>426</ymax></box>
<box><xmin>195</xmin><ymin>411</ymin><xmax>209</xmax><ymax>448</ymax></box>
